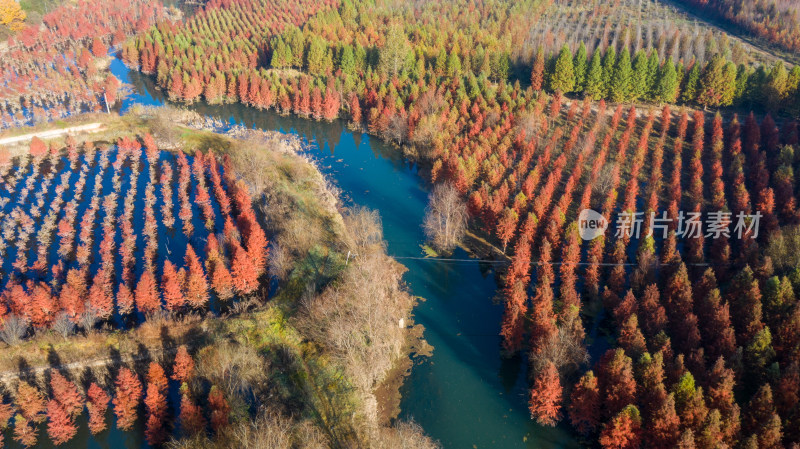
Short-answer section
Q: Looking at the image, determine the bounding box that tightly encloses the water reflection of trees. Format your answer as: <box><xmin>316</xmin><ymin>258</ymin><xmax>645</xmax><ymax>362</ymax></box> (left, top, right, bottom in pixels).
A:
<box><xmin>122</xmin><ymin>61</ymin><xmax>420</xmax><ymax>173</ymax></box>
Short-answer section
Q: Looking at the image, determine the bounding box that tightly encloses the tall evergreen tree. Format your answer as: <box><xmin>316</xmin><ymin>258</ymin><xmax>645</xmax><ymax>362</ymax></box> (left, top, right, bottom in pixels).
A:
<box><xmin>721</xmin><ymin>61</ymin><xmax>738</xmax><ymax>107</ymax></box>
<box><xmin>698</xmin><ymin>55</ymin><xmax>734</xmax><ymax>108</ymax></box>
<box><xmin>339</xmin><ymin>45</ymin><xmax>356</xmax><ymax>77</ymax></box>
<box><xmin>610</xmin><ymin>49</ymin><xmax>632</xmax><ymax>102</ymax></box>
<box><xmin>379</xmin><ymin>23</ymin><xmax>409</xmax><ymax>77</ymax></box>
<box><xmin>585</xmin><ymin>50</ymin><xmax>604</xmax><ymax>100</ymax></box>
<box><xmin>646</xmin><ymin>50</ymin><xmax>660</xmax><ymax>99</ymax></box>
<box><xmin>306</xmin><ymin>37</ymin><xmax>328</xmax><ymax>75</ymax></box>
<box><xmin>681</xmin><ymin>62</ymin><xmax>701</xmax><ymax>104</ymax></box>
<box><xmin>733</xmin><ymin>65</ymin><xmax>750</xmax><ymax>106</ymax></box>
<box><xmin>631</xmin><ymin>50</ymin><xmax>649</xmax><ymax>101</ymax></box>
<box><xmin>656</xmin><ymin>59</ymin><xmax>679</xmax><ymax>104</ymax></box>
<box><xmin>573</xmin><ymin>42</ymin><xmax>588</xmax><ymax>92</ymax></box>
<box><xmin>764</xmin><ymin>61</ymin><xmax>789</xmax><ymax>107</ymax></box>
<box><xmin>549</xmin><ymin>44</ymin><xmax>576</xmax><ymax>93</ymax></box>
<box><xmin>602</xmin><ymin>47</ymin><xmax>617</xmax><ymax>98</ymax></box>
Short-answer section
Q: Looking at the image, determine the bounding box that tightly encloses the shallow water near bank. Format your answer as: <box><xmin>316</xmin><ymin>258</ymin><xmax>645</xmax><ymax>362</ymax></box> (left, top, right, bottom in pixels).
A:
<box><xmin>11</xmin><ymin>57</ymin><xmax>579</xmax><ymax>449</ymax></box>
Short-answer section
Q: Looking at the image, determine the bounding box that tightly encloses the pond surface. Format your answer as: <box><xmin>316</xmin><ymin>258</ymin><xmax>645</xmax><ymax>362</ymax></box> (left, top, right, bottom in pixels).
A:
<box><xmin>19</xmin><ymin>57</ymin><xmax>578</xmax><ymax>449</ymax></box>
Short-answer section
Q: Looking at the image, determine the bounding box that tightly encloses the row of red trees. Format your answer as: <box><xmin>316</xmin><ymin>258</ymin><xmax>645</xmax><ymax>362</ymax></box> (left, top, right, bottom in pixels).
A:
<box><xmin>2</xmin><ymin>346</ymin><xmax>229</xmax><ymax>447</ymax></box>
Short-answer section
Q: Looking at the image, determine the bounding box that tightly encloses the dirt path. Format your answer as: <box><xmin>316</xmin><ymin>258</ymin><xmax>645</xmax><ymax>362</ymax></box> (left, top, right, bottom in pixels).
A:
<box><xmin>0</xmin><ymin>344</ymin><xmax>181</xmax><ymax>385</ymax></box>
<box><xmin>0</xmin><ymin>123</ymin><xmax>105</xmax><ymax>146</ymax></box>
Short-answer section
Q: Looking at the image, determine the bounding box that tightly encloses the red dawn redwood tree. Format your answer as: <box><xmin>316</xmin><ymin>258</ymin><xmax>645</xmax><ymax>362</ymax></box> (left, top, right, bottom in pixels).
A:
<box><xmin>497</xmin><ymin>208</ymin><xmax>518</xmax><ymax>253</ymax></box>
<box><xmin>13</xmin><ymin>416</ymin><xmax>38</xmax><ymax>447</ymax></box>
<box><xmin>147</xmin><ymin>362</ymin><xmax>168</xmax><ymax>396</ymax></box>
<box><xmin>706</xmin><ymin>358</ymin><xmax>741</xmax><ymax>445</ymax></box>
<box><xmin>50</xmin><ymin>372</ymin><xmax>83</xmax><ymax>419</ymax></box>
<box><xmin>597</xmin><ymin>349</ymin><xmax>636</xmax><ymax>419</ymax></box>
<box><xmin>618</xmin><ymin>315</ymin><xmax>647</xmax><ymax>358</ymax></box>
<box><xmin>59</xmin><ymin>269</ymin><xmax>86</xmax><ymax>320</ymax></box>
<box><xmin>322</xmin><ymin>79</ymin><xmax>340</xmax><ymax>120</ymax></box>
<box><xmin>144</xmin><ymin>382</ymin><xmax>167</xmax><ymax>445</ymax></box>
<box><xmin>647</xmin><ymin>394</ymin><xmax>680</xmax><ymax>449</ymax></box>
<box><xmin>639</xmin><ymin>284</ymin><xmax>667</xmax><ymax>339</ymax></box>
<box><xmin>86</xmin><ymin>383</ymin><xmax>109</xmax><ymax>434</ymax></box>
<box><xmin>531</xmin><ymin>47</ymin><xmax>545</xmax><ymax>91</ymax></box>
<box><xmin>88</xmin><ymin>270</ymin><xmax>113</xmax><ymax>320</ymax></box>
<box><xmin>179</xmin><ymin>392</ymin><xmax>205</xmax><ymax>435</ymax></box>
<box><xmin>30</xmin><ymin>137</ymin><xmax>48</xmax><ymax>158</ymax></box>
<box><xmin>744</xmin><ymin>384</ymin><xmax>782</xmax><ymax>449</ymax></box>
<box><xmin>135</xmin><ymin>270</ymin><xmax>160</xmax><ymax>315</ymax></box>
<box><xmin>116</xmin><ymin>283</ymin><xmax>134</xmax><ymax>317</ymax></box>
<box><xmin>209</xmin><ymin>258</ymin><xmax>234</xmax><ymax>300</ymax></box>
<box><xmin>172</xmin><ymin>346</ymin><xmax>194</xmax><ymax>383</ymax></box>
<box><xmin>0</xmin><ymin>400</ymin><xmax>13</xmax><ymax>446</ymax></box>
<box><xmin>599</xmin><ymin>405</ymin><xmax>642</xmax><ymax>449</ymax></box>
<box><xmin>46</xmin><ymin>400</ymin><xmax>77</xmax><ymax>445</ymax></box>
<box><xmin>529</xmin><ymin>361</ymin><xmax>562</xmax><ymax>426</ymax></box>
<box><xmin>350</xmin><ymin>93</ymin><xmax>361</xmax><ymax>123</ymax></box>
<box><xmin>29</xmin><ymin>283</ymin><xmax>56</xmax><ymax>329</ymax></box>
<box><xmin>17</xmin><ymin>382</ymin><xmax>46</xmax><ymax>424</ymax></box>
<box><xmin>529</xmin><ymin>279</ymin><xmax>558</xmax><ymax>356</ymax></box>
<box><xmin>161</xmin><ymin>260</ymin><xmax>185</xmax><ymax>312</ymax></box>
<box><xmin>231</xmin><ymin>242</ymin><xmax>259</xmax><ymax>295</ymax></box>
<box><xmin>208</xmin><ymin>386</ymin><xmax>230</xmax><ymax>431</ymax></box>
<box><xmin>113</xmin><ymin>368</ymin><xmax>142</xmax><ymax>431</ymax></box>
<box><xmin>91</xmin><ymin>37</ymin><xmax>107</xmax><ymax>57</ymax></box>
<box><xmin>569</xmin><ymin>370</ymin><xmax>601</xmax><ymax>435</ymax></box>
<box><xmin>184</xmin><ymin>245</ymin><xmax>209</xmax><ymax>309</ymax></box>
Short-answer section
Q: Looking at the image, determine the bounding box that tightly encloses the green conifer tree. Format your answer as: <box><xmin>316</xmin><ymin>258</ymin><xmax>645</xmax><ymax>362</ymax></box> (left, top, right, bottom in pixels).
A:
<box><xmin>379</xmin><ymin>23</ymin><xmax>410</xmax><ymax>77</ymax></box>
<box><xmin>681</xmin><ymin>62</ymin><xmax>701</xmax><ymax>104</ymax></box>
<box><xmin>721</xmin><ymin>61</ymin><xmax>738</xmax><ymax>107</ymax></box>
<box><xmin>601</xmin><ymin>47</ymin><xmax>617</xmax><ymax>98</ymax></box>
<box><xmin>733</xmin><ymin>65</ymin><xmax>750</xmax><ymax>106</ymax></box>
<box><xmin>339</xmin><ymin>45</ymin><xmax>356</xmax><ymax>77</ymax></box>
<box><xmin>764</xmin><ymin>61</ymin><xmax>789</xmax><ymax>107</ymax></box>
<box><xmin>573</xmin><ymin>42</ymin><xmax>588</xmax><ymax>92</ymax></box>
<box><xmin>447</xmin><ymin>52</ymin><xmax>462</xmax><ymax>77</ymax></box>
<box><xmin>585</xmin><ymin>50</ymin><xmax>604</xmax><ymax>100</ymax></box>
<box><xmin>656</xmin><ymin>58</ymin><xmax>679</xmax><ymax>104</ymax></box>
<box><xmin>646</xmin><ymin>50</ymin><xmax>660</xmax><ymax>99</ymax></box>
<box><xmin>631</xmin><ymin>50</ymin><xmax>649</xmax><ymax>101</ymax></box>
<box><xmin>610</xmin><ymin>48</ymin><xmax>632</xmax><ymax>102</ymax></box>
<box><xmin>698</xmin><ymin>56</ymin><xmax>731</xmax><ymax>108</ymax></box>
<box><xmin>549</xmin><ymin>44</ymin><xmax>576</xmax><ymax>93</ymax></box>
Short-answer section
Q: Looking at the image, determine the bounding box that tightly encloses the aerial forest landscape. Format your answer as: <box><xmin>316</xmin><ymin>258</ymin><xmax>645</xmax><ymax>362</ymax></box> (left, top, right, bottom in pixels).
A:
<box><xmin>1</xmin><ymin>0</ymin><xmax>800</xmax><ymax>447</ymax></box>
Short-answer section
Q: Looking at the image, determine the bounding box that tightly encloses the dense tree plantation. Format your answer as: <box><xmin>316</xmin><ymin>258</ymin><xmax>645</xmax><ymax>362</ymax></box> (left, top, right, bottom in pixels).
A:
<box><xmin>0</xmin><ymin>0</ymin><xmax>166</xmax><ymax>129</ymax></box>
<box><xmin>674</xmin><ymin>0</ymin><xmax>800</xmax><ymax>55</ymax></box>
<box><xmin>117</xmin><ymin>0</ymin><xmax>800</xmax><ymax>446</ymax></box>
<box><xmin>0</xmin><ymin>135</ymin><xmax>268</xmax><ymax>340</ymax></box>
<box><xmin>2</xmin><ymin>0</ymin><xmax>800</xmax><ymax>446</ymax></box>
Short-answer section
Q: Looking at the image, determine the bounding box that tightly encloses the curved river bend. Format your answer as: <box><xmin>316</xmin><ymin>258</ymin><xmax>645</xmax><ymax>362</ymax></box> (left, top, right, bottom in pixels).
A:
<box><xmin>5</xmin><ymin>58</ymin><xmax>578</xmax><ymax>448</ymax></box>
